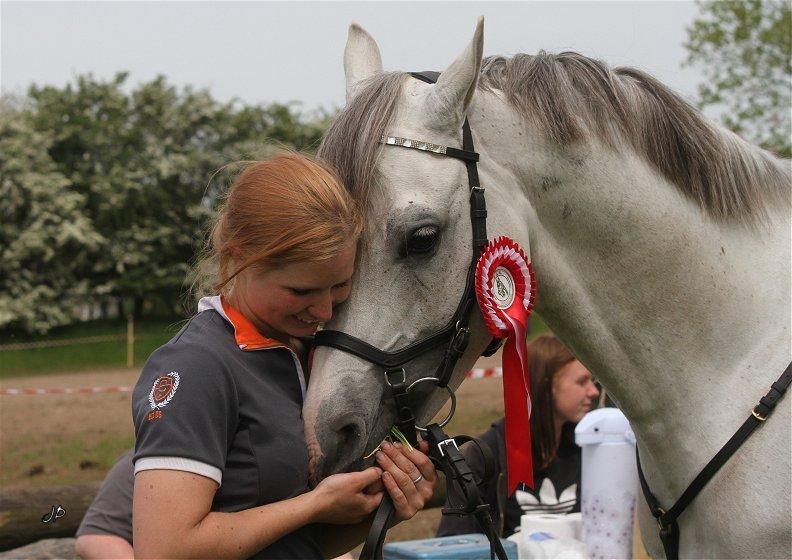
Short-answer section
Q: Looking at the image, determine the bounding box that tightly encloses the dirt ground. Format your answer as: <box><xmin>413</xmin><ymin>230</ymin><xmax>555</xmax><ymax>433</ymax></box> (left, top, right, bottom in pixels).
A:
<box><xmin>0</xmin><ymin>355</ymin><xmax>651</xmax><ymax>555</ymax></box>
<box><xmin>0</xmin><ymin>368</ymin><xmax>140</xmax><ymax>489</ymax></box>
<box><xmin>0</xmin><ymin>353</ymin><xmax>505</xmax><ymax>483</ymax></box>
<box><xmin>0</xmin><ymin>357</ymin><xmax>504</xmax><ymax>547</ymax></box>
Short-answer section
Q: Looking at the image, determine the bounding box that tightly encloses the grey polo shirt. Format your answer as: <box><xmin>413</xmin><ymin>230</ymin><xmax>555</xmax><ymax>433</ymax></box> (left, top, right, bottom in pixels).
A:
<box><xmin>75</xmin><ymin>449</ymin><xmax>134</xmax><ymax>544</ymax></box>
<box><xmin>132</xmin><ymin>296</ymin><xmax>321</xmax><ymax>559</ymax></box>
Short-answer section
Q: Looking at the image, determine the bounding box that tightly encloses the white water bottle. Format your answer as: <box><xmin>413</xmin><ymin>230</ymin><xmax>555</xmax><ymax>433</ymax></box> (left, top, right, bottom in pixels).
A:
<box><xmin>575</xmin><ymin>408</ymin><xmax>638</xmax><ymax>559</ymax></box>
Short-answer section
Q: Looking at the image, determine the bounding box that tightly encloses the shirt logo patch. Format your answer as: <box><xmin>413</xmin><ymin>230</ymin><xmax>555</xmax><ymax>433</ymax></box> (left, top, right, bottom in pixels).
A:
<box><xmin>147</xmin><ymin>372</ymin><xmax>180</xmax><ymax>421</ymax></box>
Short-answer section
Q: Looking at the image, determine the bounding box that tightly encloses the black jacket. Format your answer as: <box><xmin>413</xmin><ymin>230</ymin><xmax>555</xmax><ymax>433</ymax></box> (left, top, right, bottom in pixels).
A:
<box><xmin>436</xmin><ymin>418</ymin><xmax>581</xmax><ymax>538</ymax></box>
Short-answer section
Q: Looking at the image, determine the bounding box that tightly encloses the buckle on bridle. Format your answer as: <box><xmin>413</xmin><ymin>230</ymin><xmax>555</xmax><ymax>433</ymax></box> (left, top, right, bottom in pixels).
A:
<box><xmin>437</xmin><ymin>438</ymin><xmax>459</xmax><ymax>457</ymax></box>
<box><xmin>655</xmin><ymin>507</ymin><xmax>669</xmax><ymax>529</ymax></box>
<box><xmin>751</xmin><ymin>407</ymin><xmax>767</xmax><ymax>422</ymax></box>
<box><xmin>450</xmin><ymin>322</ymin><xmax>470</xmax><ymax>355</ymax></box>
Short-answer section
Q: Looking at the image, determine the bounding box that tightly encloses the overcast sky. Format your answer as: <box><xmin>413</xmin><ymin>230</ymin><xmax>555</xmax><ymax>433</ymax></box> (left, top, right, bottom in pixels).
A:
<box><xmin>2</xmin><ymin>1</ymin><xmax>703</xmax><ymax>114</ymax></box>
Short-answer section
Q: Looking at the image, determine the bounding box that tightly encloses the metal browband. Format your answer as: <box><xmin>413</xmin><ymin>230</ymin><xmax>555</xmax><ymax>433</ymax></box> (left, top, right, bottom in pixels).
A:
<box><xmin>380</xmin><ymin>135</ymin><xmax>480</xmax><ymax>163</ymax></box>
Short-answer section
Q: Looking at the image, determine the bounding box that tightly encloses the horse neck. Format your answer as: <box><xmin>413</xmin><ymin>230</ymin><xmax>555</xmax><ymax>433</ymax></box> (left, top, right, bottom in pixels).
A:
<box><xmin>470</xmin><ymin>92</ymin><xmax>791</xmax><ymax>497</ymax></box>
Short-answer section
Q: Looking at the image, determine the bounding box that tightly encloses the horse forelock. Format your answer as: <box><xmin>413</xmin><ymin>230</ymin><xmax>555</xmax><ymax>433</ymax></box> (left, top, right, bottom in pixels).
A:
<box><xmin>479</xmin><ymin>52</ymin><xmax>790</xmax><ymax>225</ymax></box>
<box><xmin>317</xmin><ymin>72</ymin><xmax>409</xmax><ymax>217</ymax></box>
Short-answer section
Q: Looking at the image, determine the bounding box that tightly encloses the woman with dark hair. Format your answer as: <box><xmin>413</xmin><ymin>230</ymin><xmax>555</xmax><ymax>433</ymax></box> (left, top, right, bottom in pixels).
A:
<box><xmin>437</xmin><ymin>334</ymin><xmax>599</xmax><ymax>538</ymax></box>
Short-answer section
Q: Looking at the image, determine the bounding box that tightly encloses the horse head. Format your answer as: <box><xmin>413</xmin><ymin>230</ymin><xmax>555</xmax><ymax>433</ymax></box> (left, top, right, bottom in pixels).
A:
<box><xmin>303</xmin><ymin>19</ymin><xmax>533</xmax><ymax>482</ymax></box>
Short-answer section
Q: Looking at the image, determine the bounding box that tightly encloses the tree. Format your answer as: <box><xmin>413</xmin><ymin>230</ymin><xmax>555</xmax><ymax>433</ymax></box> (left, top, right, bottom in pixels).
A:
<box><xmin>23</xmin><ymin>73</ymin><xmax>333</xmax><ymax>325</ymax></box>
<box><xmin>685</xmin><ymin>0</ymin><xmax>791</xmax><ymax>157</ymax></box>
<box><xmin>0</xmin><ymin>100</ymin><xmax>103</xmax><ymax>334</ymax></box>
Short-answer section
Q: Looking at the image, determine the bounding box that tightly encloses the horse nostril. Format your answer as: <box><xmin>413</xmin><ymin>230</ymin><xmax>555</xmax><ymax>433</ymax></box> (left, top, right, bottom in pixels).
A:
<box><xmin>338</xmin><ymin>421</ymin><xmax>362</xmax><ymax>450</ymax></box>
<box><xmin>320</xmin><ymin>410</ymin><xmax>368</xmax><ymax>474</ymax></box>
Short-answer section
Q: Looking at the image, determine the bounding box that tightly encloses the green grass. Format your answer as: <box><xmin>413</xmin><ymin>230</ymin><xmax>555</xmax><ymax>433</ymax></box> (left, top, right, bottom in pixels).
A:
<box><xmin>0</xmin><ymin>318</ymin><xmax>185</xmax><ymax>378</ymax></box>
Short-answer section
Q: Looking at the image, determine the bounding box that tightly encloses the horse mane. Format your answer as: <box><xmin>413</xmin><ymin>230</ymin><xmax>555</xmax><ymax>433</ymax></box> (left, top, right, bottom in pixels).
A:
<box><xmin>480</xmin><ymin>52</ymin><xmax>790</xmax><ymax>223</ymax></box>
<box><xmin>318</xmin><ymin>52</ymin><xmax>790</xmax><ymax>224</ymax></box>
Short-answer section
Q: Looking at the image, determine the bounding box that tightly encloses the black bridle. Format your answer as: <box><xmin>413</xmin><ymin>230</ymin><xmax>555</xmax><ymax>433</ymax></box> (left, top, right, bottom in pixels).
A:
<box><xmin>312</xmin><ymin>71</ymin><xmax>507</xmax><ymax>560</ymax></box>
<box><xmin>314</xmin><ymin>70</ymin><xmax>499</xmax><ymax>393</ymax></box>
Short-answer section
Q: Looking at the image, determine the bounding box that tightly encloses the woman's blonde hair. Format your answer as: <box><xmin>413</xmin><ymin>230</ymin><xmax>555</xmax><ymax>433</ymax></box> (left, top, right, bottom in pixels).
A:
<box><xmin>193</xmin><ymin>152</ymin><xmax>362</xmax><ymax>298</ymax></box>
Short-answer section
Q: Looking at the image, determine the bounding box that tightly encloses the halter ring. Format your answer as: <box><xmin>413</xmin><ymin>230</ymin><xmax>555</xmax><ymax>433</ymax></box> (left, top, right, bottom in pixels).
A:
<box><xmin>385</xmin><ymin>368</ymin><xmax>407</xmax><ymax>387</ymax></box>
<box><xmin>406</xmin><ymin>376</ymin><xmax>457</xmax><ymax>431</ymax></box>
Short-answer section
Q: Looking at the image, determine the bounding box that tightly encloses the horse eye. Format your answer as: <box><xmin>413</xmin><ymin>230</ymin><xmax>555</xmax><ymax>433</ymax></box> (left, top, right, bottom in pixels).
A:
<box><xmin>401</xmin><ymin>225</ymin><xmax>441</xmax><ymax>257</ymax></box>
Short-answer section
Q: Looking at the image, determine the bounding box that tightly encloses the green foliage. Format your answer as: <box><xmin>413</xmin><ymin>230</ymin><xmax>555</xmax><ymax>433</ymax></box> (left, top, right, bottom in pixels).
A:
<box><xmin>2</xmin><ymin>73</ymin><xmax>332</xmax><ymax>334</ymax></box>
<box><xmin>0</xmin><ymin>317</ymin><xmax>182</xmax><ymax>377</ymax></box>
<box><xmin>685</xmin><ymin>0</ymin><xmax>791</xmax><ymax>157</ymax></box>
<box><xmin>0</xmin><ymin>100</ymin><xmax>103</xmax><ymax>334</ymax></box>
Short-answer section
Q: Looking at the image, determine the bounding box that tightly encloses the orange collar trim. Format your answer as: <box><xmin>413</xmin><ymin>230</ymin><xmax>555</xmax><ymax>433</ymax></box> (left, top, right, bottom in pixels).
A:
<box><xmin>220</xmin><ymin>298</ymin><xmax>285</xmax><ymax>351</ymax></box>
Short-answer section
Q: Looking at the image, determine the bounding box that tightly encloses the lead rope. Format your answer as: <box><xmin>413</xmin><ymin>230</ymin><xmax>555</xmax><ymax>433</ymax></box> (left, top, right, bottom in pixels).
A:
<box><xmin>637</xmin><ymin>361</ymin><xmax>792</xmax><ymax>559</ymax></box>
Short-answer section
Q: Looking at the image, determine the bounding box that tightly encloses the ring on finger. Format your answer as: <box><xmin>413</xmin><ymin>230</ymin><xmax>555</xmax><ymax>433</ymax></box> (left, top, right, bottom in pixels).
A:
<box><xmin>412</xmin><ymin>474</ymin><xmax>424</xmax><ymax>484</ymax></box>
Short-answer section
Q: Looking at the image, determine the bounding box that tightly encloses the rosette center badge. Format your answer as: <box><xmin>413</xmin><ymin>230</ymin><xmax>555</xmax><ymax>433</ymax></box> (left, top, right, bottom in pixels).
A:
<box><xmin>475</xmin><ymin>237</ymin><xmax>536</xmax><ymax>335</ymax></box>
<box><xmin>493</xmin><ymin>267</ymin><xmax>516</xmax><ymax>310</ymax></box>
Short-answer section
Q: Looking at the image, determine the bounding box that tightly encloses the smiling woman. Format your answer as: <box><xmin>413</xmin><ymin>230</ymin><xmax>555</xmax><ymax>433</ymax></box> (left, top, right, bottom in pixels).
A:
<box><xmin>73</xmin><ymin>152</ymin><xmax>444</xmax><ymax>560</ymax></box>
<box><xmin>228</xmin><ymin>245</ymin><xmax>356</xmax><ymax>339</ymax></box>
<box><xmin>206</xmin><ymin>156</ymin><xmax>361</xmax><ymax>341</ymax></box>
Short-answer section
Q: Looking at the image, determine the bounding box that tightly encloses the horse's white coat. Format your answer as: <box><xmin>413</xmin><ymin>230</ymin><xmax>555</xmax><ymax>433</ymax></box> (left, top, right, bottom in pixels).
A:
<box><xmin>303</xmin><ymin>20</ymin><xmax>791</xmax><ymax>558</ymax></box>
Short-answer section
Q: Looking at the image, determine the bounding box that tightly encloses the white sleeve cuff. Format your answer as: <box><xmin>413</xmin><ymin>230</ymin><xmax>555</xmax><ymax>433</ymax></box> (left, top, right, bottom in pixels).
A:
<box><xmin>134</xmin><ymin>456</ymin><xmax>222</xmax><ymax>486</ymax></box>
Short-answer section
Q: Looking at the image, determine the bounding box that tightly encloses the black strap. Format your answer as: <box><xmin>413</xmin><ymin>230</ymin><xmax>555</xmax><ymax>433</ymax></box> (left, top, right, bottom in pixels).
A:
<box><xmin>359</xmin><ymin>497</ymin><xmax>395</xmax><ymax>560</ymax></box>
<box><xmin>636</xmin><ymin>453</ymin><xmax>681</xmax><ymax>559</ymax></box>
<box><xmin>425</xmin><ymin>424</ymin><xmax>508</xmax><ymax>560</ymax></box>
<box><xmin>637</xmin><ymin>361</ymin><xmax>792</xmax><ymax>559</ymax></box>
<box><xmin>360</xmin><ymin>430</ymin><xmax>501</xmax><ymax>560</ymax></box>
<box><xmin>313</xmin><ymin>322</ymin><xmax>455</xmax><ymax>369</ymax></box>
<box><xmin>481</xmin><ymin>337</ymin><xmax>504</xmax><ymax>357</ymax></box>
<box><xmin>445</xmin><ymin>146</ymin><xmax>480</xmax><ymax>162</ymax></box>
<box><xmin>416</xmin><ymin>71</ymin><xmax>487</xmax><ymax>387</ymax></box>
<box><xmin>360</xmin><ymin>369</ymin><xmax>418</xmax><ymax>560</ymax></box>
<box><xmin>451</xmin><ymin>434</ymin><xmax>499</xmax><ymax>488</ymax></box>
<box><xmin>387</xmin><ymin>369</ymin><xmax>419</xmax><ymax>447</ymax></box>
<box><xmin>411</xmin><ymin>71</ymin><xmax>441</xmax><ymax>83</ymax></box>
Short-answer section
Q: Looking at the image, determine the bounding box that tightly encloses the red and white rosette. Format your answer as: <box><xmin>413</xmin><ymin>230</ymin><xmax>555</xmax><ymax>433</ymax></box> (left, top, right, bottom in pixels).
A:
<box><xmin>475</xmin><ymin>236</ymin><xmax>537</xmax><ymax>494</ymax></box>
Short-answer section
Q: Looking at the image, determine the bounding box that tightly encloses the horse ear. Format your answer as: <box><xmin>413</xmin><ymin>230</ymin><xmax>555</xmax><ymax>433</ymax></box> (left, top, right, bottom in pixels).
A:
<box><xmin>425</xmin><ymin>17</ymin><xmax>484</xmax><ymax>126</ymax></box>
<box><xmin>344</xmin><ymin>23</ymin><xmax>383</xmax><ymax>103</ymax></box>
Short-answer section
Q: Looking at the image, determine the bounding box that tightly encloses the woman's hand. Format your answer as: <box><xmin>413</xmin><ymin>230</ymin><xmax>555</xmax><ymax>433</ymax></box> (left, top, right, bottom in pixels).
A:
<box><xmin>375</xmin><ymin>440</ymin><xmax>437</xmax><ymax>522</ymax></box>
<box><xmin>311</xmin><ymin>467</ymin><xmax>384</xmax><ymax>525</ymax></box>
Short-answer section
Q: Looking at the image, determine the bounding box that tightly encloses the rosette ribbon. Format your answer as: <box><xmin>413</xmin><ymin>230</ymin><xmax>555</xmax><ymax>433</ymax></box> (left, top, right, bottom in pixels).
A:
<box><xmin>475</xmin><ymin>236</ymin><xmax>537</xmax><ymax>494</ymax></box>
